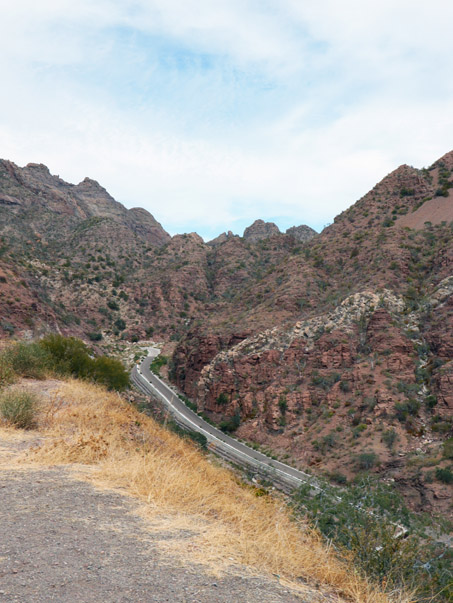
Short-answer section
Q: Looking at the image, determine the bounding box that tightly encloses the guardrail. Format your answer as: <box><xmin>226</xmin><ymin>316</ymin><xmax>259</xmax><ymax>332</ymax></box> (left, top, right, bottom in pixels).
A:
<box><xmin>131</xmin><ymin>363</ymin><xmax>409</xmax><ymax>538</ymax></box>
<box><xmin>131</xmin><ymin>366</ymin><xmax>319</xmax><ymax>494</ymax></box>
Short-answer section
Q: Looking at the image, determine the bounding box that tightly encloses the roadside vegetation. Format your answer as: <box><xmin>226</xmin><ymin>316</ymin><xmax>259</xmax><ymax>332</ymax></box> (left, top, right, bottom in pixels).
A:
<box><xmin>0</xmin><ymin>334</ymin><xmax>130</xmax><ymax>391</ymax></box>
<box><xmin>0</xmin><ymin>388</ymin><xmax>37</xmax><ymax>429</ymax></box>
<box><xmin>149</xmin><ymin>353</ymin><xmax>168</xmax><ymax>375</ymax></box>
<box><xmin>0</xmin><ymin>342</ymin><xmax>410</xmax><ymax>603</ymax></box>
<box><xmin>293</xmin><ymin>477</ymin><xmax>452</xmax><ymax>601</ymax></box>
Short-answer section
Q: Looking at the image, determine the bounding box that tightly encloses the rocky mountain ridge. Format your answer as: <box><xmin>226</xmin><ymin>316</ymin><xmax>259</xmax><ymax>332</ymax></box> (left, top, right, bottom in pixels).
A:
<box><xmin>1</xmin><ymin>152</ymin><xmax>453</xmax><ymax>515</ymax></box>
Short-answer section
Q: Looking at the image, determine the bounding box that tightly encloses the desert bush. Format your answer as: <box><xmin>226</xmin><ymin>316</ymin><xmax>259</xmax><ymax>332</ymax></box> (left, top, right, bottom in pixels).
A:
<box><xmin>1</xmin><ymin>336</ymin><xmax>129</xmax><ymax>392</ymax></box>
<box><xmin>382</xmin><ymin>428</ymin><xmax>398</xmax><ymax>449</ymax></box>
<box><xmin>0</xmin><ymin>355</ymin><xmax>15</xmax><ymax>387</ymax></box>
<box><xmin>0</xmin><ymin>388</ymin><xmax>37</xmax><ymax>428</ymax></box>
<box><xmin>443</xmin><ymin>438</ymin><xmax>453</xmax><ymax>460</ymax></box>
<box><xmin>219</xmin><ymin>412</ymin><xmax>240</xmax><ymax>433</ymax></box>
<box><xmin>150</xmin><ymin>354</ymin><xmax>168</xmax><ymax>375</ymax></box>
<box><xmin>356</xmin><ymin>451</ymin><xmax>378</xmax><ymax>469</ymax></box>
<box><xmin>293</xmin><ymin>476</ymin><xmax>452</xmax><ymax>599</ymax></box>
<box><xmin>114</xmin><ymin>318</ymin><xmax>126</xmax><ymax>331</ymax></box>
<box><xmin>1</xmin><ymin>342</ymin><xmax>51</xmax><ymax>379</ymax></box>
<box><xmin>216</xmin><ymin>392</ymin><xmax>229</xmax><ymax>405</ymax></box>
<box><xmin>39</xmin><ymin>334</ymin><xmax>92</xmax><ymax>378</ymax></box>
<box><xmin>87</xmin><ymin>332</ymin><xmax>103</xmax><ymax>341</ymax></box>
<box><xmin>394</xmin><ymin>398</ymin><xmax>420</xmax><ymax>421</ymax></box>
<box><xmin>107</xmin><ymin>299</ymin><xmax>119</xmax><ymax>311</ymax></box>
<box><xmin>435</xmin><ymin>466</ymin><xmax>453</xmax><ymax>484</ymax></box>
<box><xmin>90</xmin><ymin>356</ymin><xmax>129</xmax><ymax>391</ymax></box>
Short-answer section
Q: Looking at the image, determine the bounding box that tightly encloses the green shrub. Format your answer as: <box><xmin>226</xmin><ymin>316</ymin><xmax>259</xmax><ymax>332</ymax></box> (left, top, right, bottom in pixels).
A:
<box><xmin>217</xmin><ymin>392</ymin><xmax>229</xmax><ymax>405</ymax></box>
<box><xmin>0</xmin><ymin>389</ymin><xmax>37</xmax><ymax>428</ymax></box>
<box><xmin>435</xmin><ymin>467</ymin><xmax>453</xmax><ymax>484</ymax></box>
<box><xmin>339</xmin><ymin>380</ymin><xmax>350</xmax><ymax>392</ymax></box>
<box><xmin>0</xmin><ymin>357</ymin><xmax>16</xmax><ymax>387</ymax></box>
<box><xmin>219</xmin><ymin>412</ymin><xmax>240</xmax><ymax>433</ymax></box>
<box><xmin>394</xmin><ymin>398</ymin><xmax>420</xmax><ymax>421</ymax></box>
<box><xmin>87</xmin><ymin>332</ymin><xmax>103</xmax><ymax>341</ymax></box>
<box><xmin>39</xmin><ymin>334</ymin><xmax>129</xmax><ymax>390</ymax></box>
<box><xmin>443</xmin><ymin>438</ymin><xmax>453</xmax><ymax>460</ymax></box>
<box><xmin>2</xmin><ymin>342</ymin><xmax>51</xmax><ymax>379</ymax></box>
<box><xmin>150</xmin><ymin>355</ymin><xmax>168</xmax><ymax>376</ymax></box>
<box><xmin>90</xmin><ymin>356</ymin><xmax>130</xmax><ymax>391</ymax></box>
<box><xmin>39</xmin><ymin>334</ymin><xmax>92</xmax><ymax>378</ymax></box>
<box><xmin>382</xmin><ymin>428</ymin><xmax>398</xmax><ymax>449</ymax></box>
<box><xmin>355</xmin><ymin>451</ymin><xmax>378</xmax><ymax>470</ymax></box>
<box><xmin>114</xmin><ymin>318</ymin><xmax>126</xmax><ymax>331</ymax></box>
<box><xmin>329</xmin><ymin>471</ymin><xmax>347</xmax><ymax>484</ymax></box>
<box><xmin>107</xmin><ymin>300</ymin><xmax>119</xmax><ymax>311</ymax></box>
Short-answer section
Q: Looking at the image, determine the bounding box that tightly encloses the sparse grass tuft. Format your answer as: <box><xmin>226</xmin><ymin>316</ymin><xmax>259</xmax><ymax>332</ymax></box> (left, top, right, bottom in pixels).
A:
<box><xmin>0</xmin><ymin>388</ymin><xmax>37</xmax><ymax>429</ymax></box>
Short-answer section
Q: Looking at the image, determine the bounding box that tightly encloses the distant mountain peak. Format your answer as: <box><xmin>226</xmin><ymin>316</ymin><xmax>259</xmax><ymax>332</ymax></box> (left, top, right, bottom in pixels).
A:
<box><xmin>243</xmin><ymin>219</ymin><xmax>280</xmax><ymax>242</ymax></box>
<box><xmin>207</xmin><ymin>230</ymin><xmax>239</xmax><ymax>247</ymax></box>
<box><xmin>25</xmin><ymin>162</ymin><xmax>51</xmax><ymax>173</ymax></box>
<box><xmin>285</xmin><ymin>225</ymin><xmax>317</xmax><ymax>243</ymax></box>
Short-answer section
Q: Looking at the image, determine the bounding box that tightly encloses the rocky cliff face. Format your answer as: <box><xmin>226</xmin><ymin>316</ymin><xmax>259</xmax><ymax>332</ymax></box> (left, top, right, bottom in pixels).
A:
<box><xmin>170</xmin><ymin>151</ymin><xmax>453</xmax><ymax>515</ymax></box>
<box><xmin>0</xmin><ymin>160</ymin><xmax>170</xmax><ymax>248</ymax></box>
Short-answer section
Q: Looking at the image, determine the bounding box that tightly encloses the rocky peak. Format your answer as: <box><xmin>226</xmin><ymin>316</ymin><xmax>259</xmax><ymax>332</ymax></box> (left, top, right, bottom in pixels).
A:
<box><xmin>25</xmin><ymin>163</ymin><xmax>51</xmax><ymax>174</ymax></box>
<box><xmin>285</xmin><ymin>224</ymin><xmax>317</xmax><ymax>243</ymax></box>
<box><xmin>207</xmin><ymin>230</ymin><xmax>239</xmax><ymax>247</ymax></box>
<box><xmin>0</xmin><ymin>159</ymin><xmax>170</xmax><ymax>247</ymax></box>
<box><xmin>243</xmin><ymin>219</ymin><xmax>280</xmax><ymax>243</ymax></box>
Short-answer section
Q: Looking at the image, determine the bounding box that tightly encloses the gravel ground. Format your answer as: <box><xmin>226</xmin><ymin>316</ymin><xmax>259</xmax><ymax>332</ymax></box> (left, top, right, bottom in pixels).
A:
<box><xmin>0</xmin><ymin>438</ymin><xmax>334</xmax><ymax>603</ymax></box>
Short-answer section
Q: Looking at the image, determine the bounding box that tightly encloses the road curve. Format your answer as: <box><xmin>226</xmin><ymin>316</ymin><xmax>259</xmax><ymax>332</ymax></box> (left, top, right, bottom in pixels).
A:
<box><xmin>131</xmin><ymin>355</ymin><xmax>320</xmax><ymax>494</ymax></box>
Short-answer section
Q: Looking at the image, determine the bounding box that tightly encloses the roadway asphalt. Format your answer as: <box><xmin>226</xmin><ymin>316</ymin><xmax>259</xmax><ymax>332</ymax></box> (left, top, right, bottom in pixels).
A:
<box><xmin>132</xmin><ymin>354</ymin><xmax>320</xmax><ymax>493</ymax></box>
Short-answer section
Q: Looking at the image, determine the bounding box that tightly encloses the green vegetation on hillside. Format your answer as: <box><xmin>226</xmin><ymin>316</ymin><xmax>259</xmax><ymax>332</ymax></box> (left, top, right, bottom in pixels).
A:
<box><xmin>293</xmin><ymin>476</ymin><xmax>452</xmax><ymax>601</ymax></box>
<box><xmin>0</xmin><ymin>334</ymin><xmax>130</xmax><ymax>391</ymax></box>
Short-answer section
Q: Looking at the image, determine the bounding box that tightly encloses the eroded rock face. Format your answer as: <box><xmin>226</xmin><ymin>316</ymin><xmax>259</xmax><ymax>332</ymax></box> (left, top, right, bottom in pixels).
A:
<box><xmin>207</xmin><ymin>231</ymin><xmax>239</xmax><ymax>247</ymax></box>
<box><xmin>173</xmin><ymin>281</ymin><xmax>453</xmax><ymax>515</ymax></box>
<box><xmin>0</xmin><ymin>159</ymin><xmax>171</xmax><ymax>247</ymax></box>
<box><xmin>434</xmin><ymin>361</ymin><xmax>453</xmax><ymax>418</ymax></box>
<box><xmin>243</xmin><ymin>219</ymin><xmax>280</xmax><ymax>242</ymax></box>
<box><xmin>286</xmin><ymin>225</ymin><xmax>317</xmax><ymax>243</ymax></box>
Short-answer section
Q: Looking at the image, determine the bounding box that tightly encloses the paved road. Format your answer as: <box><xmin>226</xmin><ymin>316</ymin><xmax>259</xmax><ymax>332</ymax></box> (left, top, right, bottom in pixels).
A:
<box><xmin>132</xmin><ymin>354</ymin><xmax>320</xmax><ymax>494</ymax></box>
<box><xmin>132</xmin><ymin>354</ymin><xmax>408</xmax><ymax>538</ymax></box>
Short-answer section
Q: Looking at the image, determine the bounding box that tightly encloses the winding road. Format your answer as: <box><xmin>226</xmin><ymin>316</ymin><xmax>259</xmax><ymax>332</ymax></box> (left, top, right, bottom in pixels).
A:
<box><xmin>131</xmin><ymin>352</ymin><xmax>320</xmax><ymax>494</ymax></box>
<box><xmin>131</xmin><ymin>352</ymin><xmax>408</xmax><ymax>538</ymax></box>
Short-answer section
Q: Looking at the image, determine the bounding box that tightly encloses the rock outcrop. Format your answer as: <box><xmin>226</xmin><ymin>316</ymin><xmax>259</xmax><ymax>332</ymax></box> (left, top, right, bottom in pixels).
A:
<box><xmin>207</xmin><ymin>230</ymin><xmax>239</xmax><ymax>247</ymax></box>
<box><xmin>243</xmin><ymin>219</ymin><xmax>280</xmax><ymax>242</ymax></box>
<box><xmin>285</xmin><ymin>224</ymin><xmax>317</xmax><ymax>242</ymax></box>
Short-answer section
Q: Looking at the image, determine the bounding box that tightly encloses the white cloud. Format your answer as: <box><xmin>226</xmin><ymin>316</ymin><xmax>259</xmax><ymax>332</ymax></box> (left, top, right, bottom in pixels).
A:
<box><xmin>0</xmin><ymin>1</ymin><xmax>453</xmax><ymax>239</ymax></box>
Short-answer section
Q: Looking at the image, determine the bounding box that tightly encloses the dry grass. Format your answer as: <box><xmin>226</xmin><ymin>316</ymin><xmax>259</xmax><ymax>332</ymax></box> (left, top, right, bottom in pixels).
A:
<box><xmin>14</xmin><ymin>379</ymin><xmax>410</xmax><ymax>602</ymax></box>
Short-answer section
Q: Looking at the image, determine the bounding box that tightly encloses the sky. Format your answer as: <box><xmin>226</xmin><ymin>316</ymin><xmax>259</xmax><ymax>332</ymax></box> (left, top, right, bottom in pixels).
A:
<box><xmin>1</xmin><ymin>1</ymin><xmax>453</xmax><ymax>241</ymax></box>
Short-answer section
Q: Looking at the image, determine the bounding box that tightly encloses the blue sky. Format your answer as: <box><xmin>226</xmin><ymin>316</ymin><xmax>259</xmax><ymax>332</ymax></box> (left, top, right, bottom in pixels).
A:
<box><xmin>1</xmin><ymin>1</ymin><xmax>453</xmax><ymax>241</ymax></box>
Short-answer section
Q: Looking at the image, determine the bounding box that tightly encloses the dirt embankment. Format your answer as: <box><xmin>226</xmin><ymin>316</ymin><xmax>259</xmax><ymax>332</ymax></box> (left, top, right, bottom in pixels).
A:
<box><xmin>2</xmin><ymin>378</ymin><xmax>391</xmax><ymax>603</ymax></box>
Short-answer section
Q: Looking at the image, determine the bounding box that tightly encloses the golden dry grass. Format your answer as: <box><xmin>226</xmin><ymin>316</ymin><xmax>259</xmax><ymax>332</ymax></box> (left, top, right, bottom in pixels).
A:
<box><xmin>10</xmin><ymin>379</ymin><xmax>411</xmax><ymax>603</ymax></box>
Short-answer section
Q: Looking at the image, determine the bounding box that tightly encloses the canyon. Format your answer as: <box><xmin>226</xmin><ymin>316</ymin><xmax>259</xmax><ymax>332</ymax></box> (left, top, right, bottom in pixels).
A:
<box><xmin>1</xmin><ymin>152</ymin><xmax>452</xmax><ymax>516</ymax></box>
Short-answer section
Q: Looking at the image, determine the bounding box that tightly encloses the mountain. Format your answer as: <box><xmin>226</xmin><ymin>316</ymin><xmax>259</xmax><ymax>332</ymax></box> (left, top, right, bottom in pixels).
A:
<box><xmin>171</xmin><ymin>151</ymin><xmax>453</xmax><ymax>515</ymax></box>
<box><xmin>1</xmin><ymin>152</ymin><xmax>452</xmax><ymax>515</ymax></box>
